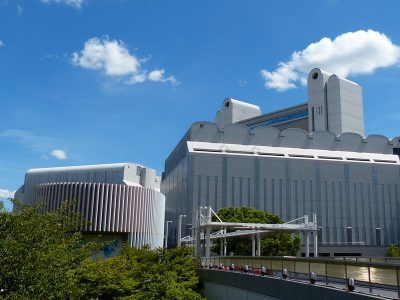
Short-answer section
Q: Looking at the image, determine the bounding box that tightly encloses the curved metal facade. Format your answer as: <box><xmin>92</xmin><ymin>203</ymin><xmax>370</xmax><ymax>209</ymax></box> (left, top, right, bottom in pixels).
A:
<box><xmin>35</xmin><ymin>182</ymin><xmax>165</xmax><ymax>249</ymax></box>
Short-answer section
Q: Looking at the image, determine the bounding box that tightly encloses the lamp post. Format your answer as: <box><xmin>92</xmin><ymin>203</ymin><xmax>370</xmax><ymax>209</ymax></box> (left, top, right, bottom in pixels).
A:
<box><xmin>178</xmin><ymin>214</ymin><xmax>186</xmax><ymax>246</ymax></box>
<box><xmin>165</xmin><ymin>220</ymin><xmax>172</xmax><ymax>248</ymax></box>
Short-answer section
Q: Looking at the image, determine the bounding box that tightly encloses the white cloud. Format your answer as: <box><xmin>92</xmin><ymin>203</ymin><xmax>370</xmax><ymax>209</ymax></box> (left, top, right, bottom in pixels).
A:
<box><xmin>41</xmin><ymin>0</ymin><xmax>83</xmax><ymax>8</ymax></box>
<box><xmin>16</xmin><ymin>4</ymin><xmax>22</xmax><ymax>15</ymax></box>
<box><xmin>129</xmin><ymin>73</ymin><xmax>147</xmax><ymax>84</ymax></box>
<box><xmin>72</xmin><ymin>37</ymin><xmax>178</xmax><ymax>85</ymax></box>
<box><xmin>72</xmin><ymin>37</ymin><xmax>140</xmax><ymax>76</ymax></box>
<box><xmin>261</xmin><ymin>30</ymin><xmax>400</xmax><ymax>91</ymax></box>
<box><xmin>0</xmin><ymin>40</ymin><xmax>4</xmax><ymax>47</ymax></box>
<box><xmin>148</xmin><ymin>69</ymin><xmax>178</xmax><ymax>84</ymax></box>
<box><xmin>50</xmin><ymin>149</ymin><xmax>67</xmax><ymax>160</ymax></box>
<box><xmin>148</xmin><ymin>69</ymin><xmax>165</xmax><ymax>81</ymax></box>
<box><xmin>238</xmin><ymin>80</ymin><xmax>247</xmax><ymax>87</ymax></box>
<box><xmin>0</xmin><ymin>188</ymin><xmax>14</xmax><ymax>199</ymax></box>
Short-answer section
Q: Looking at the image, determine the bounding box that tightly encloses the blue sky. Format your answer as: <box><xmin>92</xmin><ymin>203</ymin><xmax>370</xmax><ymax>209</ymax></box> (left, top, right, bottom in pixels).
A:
<box><xmin>1</xmin><ymin>0</ymin><xmax>400</xmax><ymax>210</ymax></box>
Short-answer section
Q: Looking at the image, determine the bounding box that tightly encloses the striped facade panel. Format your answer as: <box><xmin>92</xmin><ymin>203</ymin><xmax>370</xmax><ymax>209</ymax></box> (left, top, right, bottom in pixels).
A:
<box><xmin>163</xmin><ymin>149</ymin><xmax>400</xmax><ymax>253</ymax></box>
<box><xmin>35</xmin><ymin>182</ymin><xmax>165</xmax><ymax>249</ymax></box>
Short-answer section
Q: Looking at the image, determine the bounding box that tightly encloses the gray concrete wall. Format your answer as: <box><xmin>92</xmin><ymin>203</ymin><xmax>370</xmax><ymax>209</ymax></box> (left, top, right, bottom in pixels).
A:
<box><xmin>327</xmin><ymin>75</ymin><xmax>364</xmax><ymax>136</ymax></box>
<box><xmin>162</xmin><ymin>146</ymin><xmax>400</xmax><ymax>253</ymax></box>
<box><xmin>185</xmin><ymin>123</ymin><xmax>394</xmax><ymax>155</ymax></box>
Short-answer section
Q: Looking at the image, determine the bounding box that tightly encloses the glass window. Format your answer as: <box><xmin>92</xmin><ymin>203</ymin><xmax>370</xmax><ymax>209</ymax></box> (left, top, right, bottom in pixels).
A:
<box><xmin>249</xmin><ymin>109</ymin><xmax>308</xmax><ymax>129</ymax></box>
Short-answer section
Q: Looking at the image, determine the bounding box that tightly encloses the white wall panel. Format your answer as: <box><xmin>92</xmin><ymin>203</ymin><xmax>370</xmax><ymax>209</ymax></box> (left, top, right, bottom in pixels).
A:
<box><xmin>35</xmin><ymin>182</ymin><xmax>165</xmax><ymax>249</ymax></box>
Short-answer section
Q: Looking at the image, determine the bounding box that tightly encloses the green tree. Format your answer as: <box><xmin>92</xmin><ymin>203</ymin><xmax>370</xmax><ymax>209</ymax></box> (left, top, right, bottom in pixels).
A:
<box><xmin>76</xmin><ymin>245</ymin><xmax>204</xmax><ymax>299</ymax></box>
<box><xmin>212</xmin><ymin>207</ymin><xmax>301</xmax><ymax>256</ymax></box>
<box><xmin>388</xmin><ymin>244</ymin><xmax>400</xmax><ymax>257</ymax></box>
<box><xmin>0</xmin><ymin>200</ymin><xmax>203</xmax><ymax>299</ymax></box>
<box><xmin>0</xmin><ymin>200</ymin><xmax>96</xmax><ymax>299</ymax></box>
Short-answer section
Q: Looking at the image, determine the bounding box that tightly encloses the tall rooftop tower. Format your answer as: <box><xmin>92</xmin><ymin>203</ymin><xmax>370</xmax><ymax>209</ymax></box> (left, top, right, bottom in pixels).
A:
<box><xmin>307</xmin><ymin>68</ymin><xmax>365</xmax><ymax>136</ymax></box>
<box><xmin>215</xmin><ymin>98</ymin><xmax>262</xmax><ymax>128</ymax></box>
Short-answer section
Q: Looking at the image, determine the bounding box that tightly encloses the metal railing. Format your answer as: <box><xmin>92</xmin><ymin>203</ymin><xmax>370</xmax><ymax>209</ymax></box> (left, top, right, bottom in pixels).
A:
<box><xmin>201</xmin><ymin>256</ymin><xmax>400</xmax><ymax>298</ymax></box>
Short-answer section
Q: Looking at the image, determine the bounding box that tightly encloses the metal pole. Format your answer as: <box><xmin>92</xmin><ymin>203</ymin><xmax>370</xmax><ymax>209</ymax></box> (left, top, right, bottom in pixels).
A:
<box><xmin>304</xmin><ymin>215</ymin><xmax>310</xmax><ymax>258</ymax></box>
<box><xmin>305</xmin><ymin>232</ymin><xmax>310</xmax><ymax>258</ymax></box>
<box><xmin>252</xmin><ymin>234</ymin><xmax>256</xmax><ymax>257</ymax></box>
<box><xmin>257</xmin><ymin>233</ymin><xmax>261</xmax><ymax>257</ymax></box>
<box><xmin>178</xmin><ymin>215</ymin><xmax>182</xmax><ymax>247</ymax></box>
<box><xmin>205</xmin><ymin>206</ymin><xmax>211</xmax><ymax>257</ymax></box>
<box><xmin>205</xmin><ymin>225</ymin><xmax>211</xmax><ymax>257</ymax></box>
<box><xmin>178</xmin><ymin>214</ymin><xmax>186</xmax><ymax>247</ymax></box>
<box><xmin>313</xmin><ymin>231</ymin><xmax>318</xmax><ymax>257</ymax></box>
<box><xmin>223</xmin><ymin>237</ymin><xmax>227</xmax><ymax>256</ymax></box>
<box><xmin>325</xmin><ymin>261</ymin><xmax>328</xmax><ymax>285</ymax></box>
<box><xmin>164</xmin><ymin>220</ymin><xmax>172</xmax><ymax>248</ymax></box>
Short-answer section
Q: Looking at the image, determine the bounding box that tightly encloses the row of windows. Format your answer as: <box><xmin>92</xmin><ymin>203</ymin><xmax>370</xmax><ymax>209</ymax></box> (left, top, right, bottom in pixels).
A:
<box><xmin>247</xmin><ymin>109</ymin><xmax>308</xmax><ymax>129</ymax></box>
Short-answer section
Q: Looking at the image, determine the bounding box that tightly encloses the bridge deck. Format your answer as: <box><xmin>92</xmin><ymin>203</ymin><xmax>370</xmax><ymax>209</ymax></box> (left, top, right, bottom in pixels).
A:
<box><xmin>201</xmin><ymin>256</ymin><xmax>400</xmax><ymax>299</ymax></box>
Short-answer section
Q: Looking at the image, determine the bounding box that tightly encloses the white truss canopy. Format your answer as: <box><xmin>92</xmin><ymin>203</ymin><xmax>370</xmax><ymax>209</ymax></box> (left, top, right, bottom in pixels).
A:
<box><xmin>186</xmin><ymin>206</ymin><xmax>319</xmax><ymax>258</ymax></box>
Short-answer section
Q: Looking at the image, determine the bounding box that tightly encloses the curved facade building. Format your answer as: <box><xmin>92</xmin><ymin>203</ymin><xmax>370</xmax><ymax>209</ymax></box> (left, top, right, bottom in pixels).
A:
<box><xmin>16</xmin><ymin>163</ymin><xmax>165</xmax><ymax>249</ymax></box>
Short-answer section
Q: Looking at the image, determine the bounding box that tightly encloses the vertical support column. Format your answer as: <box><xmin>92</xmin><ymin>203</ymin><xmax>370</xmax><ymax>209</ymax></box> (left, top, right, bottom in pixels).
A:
<box><xmin>223</xmin><ymin>237</ymin><xmax>227</xmax><ymax>256</ymax></box>
<box><xmin>313</xmin><ymin>213</ymin><xmax>318</xmax><ymax>258</ymax></box>
<box><xmin>257</xmin><ymin>233</ymin><xmax>261</xmax><ymax>257</ymax></box>
<box><xmin>304</xmin><ymin>215</ymin><xmax>310</xmax><ymax>257</ymax></box>
<box><xmin>313</xmin><ymin>231</ymin><xmax>318</xmax><ymax>257</ymax></box>
<box><xmin>205</xmin><ymin>225</ymin><xmax>211</xmax><ymax>257</ymax></box>
<box><xmin>220</xmin><ymin>238</ymin><xmax>223</xmax><ymax>256</ymax></box>
<box><xmin>204</xmin><ymin>206</ymin><xmax>212</xmax><ymax>257</ymax></box>
<box><xmin>305</xmin><ymin>232</ymin><xmax>310</xmax><ymax>258</ymax></box>
<box><xmin>252</xmin><ymin>234</ymin><xmax>256</xmax><ymax>257</ymax></box>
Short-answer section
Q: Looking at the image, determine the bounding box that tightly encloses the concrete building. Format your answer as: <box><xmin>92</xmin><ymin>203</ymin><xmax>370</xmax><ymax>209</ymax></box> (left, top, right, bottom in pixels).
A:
<box><xmin>308</xmin><ymin>68</ymin><xmax>364</xmax><ymax>136</ymax></box>
<box><xmin>15</xmin><ymin>163</ymin><xmax>165</xmax><ymax>250</ymax></box>
<box><xmin>162</xmin><ymin>69</ymin><xmax>400</xmax><ymax>256</ymax></box>
<box><xmin>216</xmin><ymin>68</ymin><xmax>364</xmax><ymax>136</ymax></box>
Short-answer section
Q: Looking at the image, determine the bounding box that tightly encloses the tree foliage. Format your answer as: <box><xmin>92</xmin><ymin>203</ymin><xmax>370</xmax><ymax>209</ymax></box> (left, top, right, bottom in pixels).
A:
<box><xmin>388</xmin><ymin>244</ymin><xmax>400</xmax><ymax>257</ymax></box>
<box><xmin>0</xmin><ymin>200</ymin><xmax>96</xmax><ymax>299</ymax></box>
<box><xmin>0</xmin><ymin>200</ymin><xmax>203</xmax><ymax>299</ymax></box>
<box><xmin>76</xmin><ymin>245</ymin><xmax>203</xmax><ymax>299</ymax></box>
<box><xmin>212</xmin><ymin>207</ymin><xmax>301</xmax><ymax>256</ymax></box>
